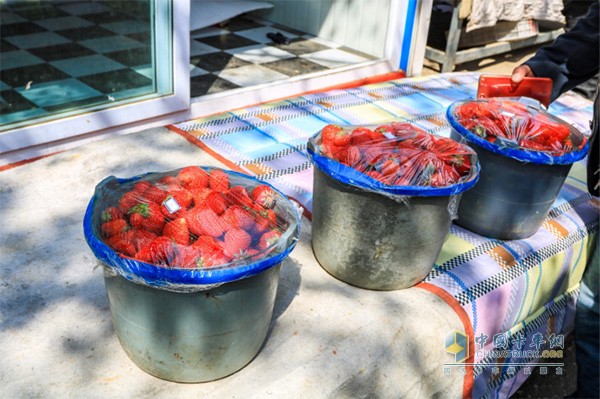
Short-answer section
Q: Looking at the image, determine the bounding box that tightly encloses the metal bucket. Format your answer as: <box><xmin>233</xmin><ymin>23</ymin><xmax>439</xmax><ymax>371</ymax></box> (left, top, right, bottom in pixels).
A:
<box><xmin>104</xmin><ymin>264</ymin><xmax>281</xmax><ymax>383</ymax></box>
<box><xmin>311</xmin><ymin>168</ymin><xmax>454</xmax><ymax>290</ymax></box>
<box><xmin>451</xmin><ymin>131</ymin><xmax>572</xmax><ymax>240</ymax></box>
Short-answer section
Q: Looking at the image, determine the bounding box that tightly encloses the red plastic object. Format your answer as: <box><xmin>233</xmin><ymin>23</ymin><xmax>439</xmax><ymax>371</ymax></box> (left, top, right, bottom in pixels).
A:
<box><xmin>477</xmin><ymin>75</ymin><xmax>552</xmax><ymax>108</ymax></box>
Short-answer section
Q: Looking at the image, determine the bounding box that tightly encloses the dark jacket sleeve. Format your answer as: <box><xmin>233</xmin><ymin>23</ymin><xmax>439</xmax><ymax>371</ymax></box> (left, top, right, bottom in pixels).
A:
<box><xmin>524</xmin><ymin>2</ymin><xmax>599</xmax><ymax>102</ymax></box>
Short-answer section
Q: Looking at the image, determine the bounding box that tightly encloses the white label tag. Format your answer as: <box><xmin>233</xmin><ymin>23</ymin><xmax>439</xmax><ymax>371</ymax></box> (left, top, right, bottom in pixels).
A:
<box><xmin>163</xmin><ymin>197</ymin><xmax>181</xmax><ymax>213</ymax></box>
<box><xmin>383</xmin><ymin>132</ymin><xmax>395</xmax><ymax>140</ymax></box>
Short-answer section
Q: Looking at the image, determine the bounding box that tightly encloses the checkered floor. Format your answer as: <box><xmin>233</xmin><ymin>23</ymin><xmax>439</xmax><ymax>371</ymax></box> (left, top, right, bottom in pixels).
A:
<box><xmin>0</xmin><ymin>1</ymin><xmax>377</xmax><ymax>128</ymax></box>
<box><xmin>0</xmin><ymin>1</ymin><xmax>154</xmax><ymax>127</ymax></box>
<box><xmin>189</xmin><ymin>17</ymin><xmax>377</xmax><ymax>97</ymax></box>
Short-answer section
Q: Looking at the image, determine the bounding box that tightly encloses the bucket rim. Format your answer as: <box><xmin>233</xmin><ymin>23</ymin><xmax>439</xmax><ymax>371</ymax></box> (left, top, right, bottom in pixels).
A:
<box><xmin>306</xmin><ymin>137</ymin><xmax>481</xmax><ymax>198</ymax></box>
<box><xmin>446</xmin><ymin>100</ymin><xmax>590</xmax><ymax>165</ymax></box>
<box><xmin>83</xmin><ymin>167</ymin><xmax>301</xmax><ymax>291</ymax></box>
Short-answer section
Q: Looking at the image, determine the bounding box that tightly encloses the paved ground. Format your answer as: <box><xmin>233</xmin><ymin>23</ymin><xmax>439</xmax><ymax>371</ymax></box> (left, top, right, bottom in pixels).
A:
<box><xmin>513</xmin><ymin>335</ymin><xmax>578</xmax><ymax>398</ymax></box>
<box><xmin>0</xmin><ymin>38</ymin><xmax>587</xmax><ymax>398</ymax></box>
<box><xmin>0</xmin><ymin>127</ymin><xmax>469</xmax><ymax>398</ymax></box>
<box><xmin>425</xmin><ymin>44</ymin><xmax>584</xmax><ymax>399</ymax></box>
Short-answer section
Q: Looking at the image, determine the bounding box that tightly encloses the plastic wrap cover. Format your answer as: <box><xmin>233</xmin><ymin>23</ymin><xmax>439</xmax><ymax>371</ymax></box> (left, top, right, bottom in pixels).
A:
<box><xmin>83</xmin><ymin>168</ymin><xmax>301</xmax><ymax>293</ymax></box>
<box><xmin>306</xmin><ymin>129</ymin><xmax>480</xmax><ymax>199</ymax></box>
<box><xmin>447</xmin><ymin>99</ymin><xmax>589</xmax><ymax>165</ymax></box>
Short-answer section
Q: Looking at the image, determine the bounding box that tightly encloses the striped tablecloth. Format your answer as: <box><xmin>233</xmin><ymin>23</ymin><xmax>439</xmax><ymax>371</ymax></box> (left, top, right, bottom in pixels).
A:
<box><xmin>170</xmin><ymin>72</ymin><xmax>598</xmax><ymax>398</ymax></box>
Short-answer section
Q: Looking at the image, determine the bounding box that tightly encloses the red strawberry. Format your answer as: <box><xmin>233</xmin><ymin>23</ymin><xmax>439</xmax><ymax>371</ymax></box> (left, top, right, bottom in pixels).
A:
<box><xmin>378</xmin><ymin>159</ymin><xmax>400</xmax><ymax>180</ymax></box>
<box><xmin>188</xmin><ymin>187</ymin><xmax>213</xmax><ymax>206</ymax></box>
<box><xmin>160</xmin><ymin>189</ymin><xmax>193</xmax><ymax>219</ymax></box>
<box><xmin>205</xmin><ymin>191</ymin><xmax>228</xmax><ymax>215</ymax></box>
<box><xmin>119</xmin><ymin>191</ymin><xmax>141</xmax><ymax>214</ymax></box>
<box><xmin>350</xmin><ymin>127</ymin><xmax>374</xmax><ymax>144</ymax></box>
<box><xmin>172</xmin><ymin>245</ymin><xmax>202</xmax><ymax>268</ymax></box>
<box><xmin>221</xmin><ymin>206</ymin><xmax>255</xmax><ymax>231</ymax></box>
<box><xmin>178</xmin><ymin>166</ymin><xmax>209</xmax><ymax>189</ymax></box>
<box><xmin>128</xmin><ymin>202</ymin><xmax>165</xmax><ymax>234</ymax></box>
<box><xmin>143</xmin><ymin>185</ymin><xmax>168</xmax><ymax>204</ymax></box>
<box><xmin>446</xmin><ymin>154</ymin><xmax>472</xmax><ymax>176</ymax></box>
<box><xmin>160</xmin><ymin>196</ymin><xmax>188</xmax><ymax>220</ymax></box>
<box><xmin>102</xmin><ymin>219</ymin><xmax>129</xmax><ymax>237</ymax></box>
<box><xmin>157</xmin><ymin>175</ymin><xmax>179</xmax><ymax>185</ymax></box>
<box><xmin>192</xmin><ymin>235</ymin><xmax>220</xmax><ymax>254</ymax></box>
<box><xmin>362</xmin><ymin>147</ymin><xmax>385</xmax><ymax>167</ymax></box>
<box><xmin>366</xmin><ymin>170</ymin><xmax>388</xmax><ymax>184</ymax></box>
<box><xmin>389</xmin><ymin>123</ymin><xmax>418</xmax><ymax>140</ymax></box>
<box><xmin>252</xmin><ymin>209</ymin><xmax>277</xmax><ymax>234</ymax></box>
<box><xmin>106</xmin><ymin>231</ymin><xmax>136</xmax><ymax>256</ymax></box>
<box><xmin>243</xmin><ymin>248</ymin><xmax>260</xmax><ymax>261</ymax></box>
<box><xmin>323</xmin><ymin>144</ymin><xmax>348</xmax><ymax>162</ymax></box>
<box><xmin>225</xmin><ymin>185</ymin><xmax>254</xmax><ymax>208</ymax></box>
<box><xmin>101</xmin><ymin>206</ymin><xmax>123</xmax><ymax>223</ymax></box>
<box><xmin>411</xmin><ymin>132</ymin><xmax>435</xmax><ymax>150</ymax></box>
<box><xmin>321</xmin><ymin>124</ymin><xmax>351</xmax><ymax>147</ymax></box>
<box><xmin>187</xmin><ymin>208</ymin><xmax>225</xmax><ymax>237</ymax></box>
<box><xmin>376</xmin><ymin>124</ymin><xmax>395</xmax><ymax>136</ymax></box>
<box><xmin>343</xmin><ymin>145</ymin><xmax>362</xmax><ymax>167</ymax></box>
<box><xmin>169</xmin><ymin>188</ymin><xmax>193</xmax><ymax>208</ymax></box>
<box><xmin>264</xmin><ymin>208</ymin><xmax>277</xmax><ymax>225</ymax></box>
<box><xmin>251</xmin><ymin>184</ymin><xmax>277</xmax><ymax>209</ymax></box>
<box><xmin>429</xmin><ymin>135</ymin><xmax>461</xmax><ymax>155</ymax></box>
<box><xmin>163</xmin><ymin>218</ymin><xmax>190</xmax><ymax>245</ymax></box>
<box><xmin>200</xmin><ymin>249</ymin><xmax>231</xmax><ymax>267</ymax></box>
<box><xmin>209</xmin><ymin>169</ymin><xmax>229</xmax><ymax>192</ymax></box>
<box><xmin>135</xmin><ymin>237</ymin><xmax>176</xmax><ymax>266</ymax></box>
<box><xmin>251</xmin><ymin>220</ymin><xmax>268</xmax><ymax>236</ymax></box>
<box><xmin>364</xmin><ymin>129</ymin><xmax>385</xmax><ymax>143</ymax></box>
<box><xmin>131</xmin><ymin>229</ymin><xmax>158</xmax><ymax>252</ymax></box>
<box><xmin>429</xmin><ymin>172</ymin><xmax>447</xmax><ymax>187</ymax></box>
<box><xmin>444</xmin><ymin>164</ymin><xmax>462</xmax><ymax>184</ymax></box>
<box><xmin>393</xmin><ymin>176</ymin><xmax>412</xmax><ymax>186</ymax></box>
<box><xmin>257</xmin><ymin>230</ymin><xmax>282</xmax><ymax>251</ymax></box>
<box><xmin>132</xmin><ymin>181</ymin><xmax>152</xmax><ymax>194</ymax></box>
<box><xmin>222</xmin><ymin>228</ymin><xmax>252</xmax><ymax>258</ymax></box>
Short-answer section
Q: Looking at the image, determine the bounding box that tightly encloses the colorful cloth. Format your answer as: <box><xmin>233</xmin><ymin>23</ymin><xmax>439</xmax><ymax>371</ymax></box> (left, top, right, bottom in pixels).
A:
<box><xmin>171</xmin><ymin>72</ymin><xmax>598</xmax><ymax>398</ymax></box>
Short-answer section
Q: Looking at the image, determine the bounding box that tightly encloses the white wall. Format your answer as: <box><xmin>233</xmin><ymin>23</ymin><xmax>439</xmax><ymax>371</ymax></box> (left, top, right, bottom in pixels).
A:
<box><xmin>256</xmin><ymin>0</ymin><xmax>391</xmax><ymax>58</ymax></box>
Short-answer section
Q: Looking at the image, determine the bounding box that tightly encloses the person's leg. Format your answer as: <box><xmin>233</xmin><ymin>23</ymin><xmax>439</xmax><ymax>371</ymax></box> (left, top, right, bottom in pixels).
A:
<box><xmin>574</xmin><ymin>239</ymin><xmax>599</xmax><ymax>398</ymax></box>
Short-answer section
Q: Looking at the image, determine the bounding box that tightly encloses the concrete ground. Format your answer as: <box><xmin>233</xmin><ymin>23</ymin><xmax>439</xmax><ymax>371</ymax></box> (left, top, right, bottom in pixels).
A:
<box><xmin>0</xmin><ymin>42</ymin><xmax>584</xmax><ymax>398</ymax></box>
<box><xmin>425</xmin><ymin>43</ymin><xmax>582</xmax><ymax>399</ymax></box>
<box><xmin>0</xmin><ymin>127</ymin><xmax>470</xmax><ymax>398</ymax></box>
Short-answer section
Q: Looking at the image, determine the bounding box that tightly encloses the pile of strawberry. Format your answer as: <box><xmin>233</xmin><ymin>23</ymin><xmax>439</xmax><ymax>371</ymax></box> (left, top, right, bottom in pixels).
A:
<box><xmin>99</xmin><ymin>167</ymin><xmax>286</xmax><ymax>269</ymax></box>
<box><xmin>454</xmin><ymin>100</ymin><xmax>585</xmax><ymax>154</ymax></box>
<box><xmin>318</xmin><ymin>122</ymin><xmax>474</xmax><ymax>187</ymax></box>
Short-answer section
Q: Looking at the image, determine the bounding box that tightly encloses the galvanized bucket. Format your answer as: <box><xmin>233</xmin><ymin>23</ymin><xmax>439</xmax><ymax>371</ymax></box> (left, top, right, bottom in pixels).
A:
<box><xmin>311</xmin><ymin>168</ymin><xmax>455</xmax><ymax>290</ymax></box>
<box><xmin>450</xmin><ymin>131</ymin><xmax>572</xmax><ymax>239</ymax></box>
<box><xmin>446</xmin><ymin>100</ymin><xmax>589</xmax><ymax>240</ymax></box>
<box><xmin>104</xmin><ymin>264</ymin><xmax>280</xmax><ymax>383</ymax></box>
<box><xmin>83</xmin><ymin>168</ymin><xmax>302</xmax><ymax>383</ymax></box>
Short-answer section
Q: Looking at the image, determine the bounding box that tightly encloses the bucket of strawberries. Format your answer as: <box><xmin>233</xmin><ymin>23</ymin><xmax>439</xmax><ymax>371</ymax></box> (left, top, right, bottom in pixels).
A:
<box><xmin>83</xmin><ymin>166</ymin><xmax>301</xmax><ymax>382</ymax></box>
<box><xmin>447</xmin><ymin>98</ymin><xmax>589</xmax><ymax>239</ymax></box>
<box><xmin>307</xmin><ymin>122</ymin><xmax>480</xmax><ymax>290</ymax></box>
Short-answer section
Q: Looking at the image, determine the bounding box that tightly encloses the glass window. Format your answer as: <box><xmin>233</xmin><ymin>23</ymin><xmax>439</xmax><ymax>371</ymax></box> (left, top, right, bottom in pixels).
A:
<box><xmin>0</xmin><ymin>0</ymin><xmax>173</xmax><ymax>131</ymax></box>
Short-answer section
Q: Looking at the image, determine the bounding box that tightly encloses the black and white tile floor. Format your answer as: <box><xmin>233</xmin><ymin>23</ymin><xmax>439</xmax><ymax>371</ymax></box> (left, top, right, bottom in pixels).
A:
<box><xmin>0</xmin><ymin>1</ymin><xmax>153</xmax><ymax>126</ymax></box>
<box><xmin>0</xmin><ymin>1</ymin><xmax>377</xmax><ymax>127</ymax></box>
<box><xmin>190</xmin><ymin>16</ymin><xmax>377</xmax><ymax>97</ymax></box>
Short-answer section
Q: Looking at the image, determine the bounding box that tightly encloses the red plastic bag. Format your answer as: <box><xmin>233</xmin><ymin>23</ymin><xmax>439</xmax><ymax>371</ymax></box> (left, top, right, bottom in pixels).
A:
<box><xmin>94</xmin><ymin>167</ymin><xmax>297</xmax><ymax>269</ymax></box>
<box><xmin>453</xmin><ymin>99</ymin><xmax>586</xmax><ymax>155</ymax></box>
<box><xmin>477</xmin><ymin>74</ymin><xmax>552</xmax><ymax>108</ymax></box>
<box><xmin>315</xmin><ymin>122</ymin><xmax>476</xmax><ymax>188</ymax></box>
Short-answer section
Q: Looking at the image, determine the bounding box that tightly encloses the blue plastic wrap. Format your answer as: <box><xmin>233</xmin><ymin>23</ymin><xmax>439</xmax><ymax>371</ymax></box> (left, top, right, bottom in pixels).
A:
<box><xmin>306</xmin><ymin>124</ymin><xmax>480</xmax><ymax>198</ymax></box>
<box><xmin>447</xmin><ymin>99</ymin><xmax>589</xmax><ymax>165</ymax></box>
<box><xmin>83</xmin><ymin>167</ymin><xmax>301</xmax><ymax>293</ymax></box>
